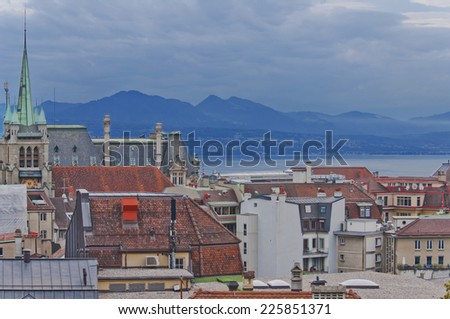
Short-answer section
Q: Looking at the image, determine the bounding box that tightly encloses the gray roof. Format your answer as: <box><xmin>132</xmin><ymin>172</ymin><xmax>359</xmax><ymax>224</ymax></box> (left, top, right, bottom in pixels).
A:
<box><xmin>0</xmin><ymin>258</ymin><xmax>98</xmax><ymax>299</ymax></box>
<box><xmin>98</xmin><ymin>268</ymin><xmax>194</xmax><ymax>280</ymax></box>
<box><xmin>286</xmin><ymin>196</ymin><xmax>342</xmax><ymax>204</ymax></box>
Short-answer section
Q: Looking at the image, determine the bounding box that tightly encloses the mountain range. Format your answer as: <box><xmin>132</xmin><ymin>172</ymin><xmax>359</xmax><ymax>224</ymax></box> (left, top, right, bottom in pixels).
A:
<box><xmin>2</xmin><ymin>90</ymin><xmax>450</xmax><ymax>154</ymax></box>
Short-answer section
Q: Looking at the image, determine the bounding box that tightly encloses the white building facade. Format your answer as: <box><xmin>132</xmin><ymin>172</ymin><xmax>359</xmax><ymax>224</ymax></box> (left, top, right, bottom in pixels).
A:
<box><xmin>237</xmin><ymin>189</ymin><xmax>345</xmax><ymax>278</ymax></box>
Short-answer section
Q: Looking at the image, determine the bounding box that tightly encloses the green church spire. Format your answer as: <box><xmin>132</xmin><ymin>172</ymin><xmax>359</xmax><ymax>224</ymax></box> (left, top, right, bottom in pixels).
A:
<box><xmin>16</xmin><ymin>17</ymin><xmax>35</xmax><ymax>127</ymax></box>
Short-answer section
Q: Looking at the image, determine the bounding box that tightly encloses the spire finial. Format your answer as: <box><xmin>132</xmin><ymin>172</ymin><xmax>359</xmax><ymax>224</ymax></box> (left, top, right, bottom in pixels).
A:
<box><xmin>24</xmin><ymin>7</ymin><xmax>27</xmax><ymax>49</ymax></box>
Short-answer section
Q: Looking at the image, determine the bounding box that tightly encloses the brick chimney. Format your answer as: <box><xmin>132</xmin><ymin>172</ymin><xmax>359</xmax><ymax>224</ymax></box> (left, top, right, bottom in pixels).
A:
<box><xmin>290</xmin><ymin>262</ymin><xmax>303</xmax><ymax>291</ymax></box>
<box><xmin>14</xmin><ymin>229</ymin><xmax>22</xmax><ymax>259</ymax></box>
<box><xmin>242</xmin><ymin>271</ymin><xmax>255</xmax><ymax>291</ymax></box>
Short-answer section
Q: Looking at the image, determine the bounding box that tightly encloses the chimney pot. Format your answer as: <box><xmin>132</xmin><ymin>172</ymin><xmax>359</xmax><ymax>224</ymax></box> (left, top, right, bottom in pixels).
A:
<box><xmin>23</xmin><ymin>249</ymin><xmax>31</xmax><ymax>263</ymax></box>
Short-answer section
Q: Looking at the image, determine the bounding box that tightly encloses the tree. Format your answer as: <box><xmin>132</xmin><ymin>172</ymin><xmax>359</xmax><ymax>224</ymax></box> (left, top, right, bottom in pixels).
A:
<box><xmin>444</xmin><ymin>280</ymin><xmax>450</xmax><ymax>299</ymax></box>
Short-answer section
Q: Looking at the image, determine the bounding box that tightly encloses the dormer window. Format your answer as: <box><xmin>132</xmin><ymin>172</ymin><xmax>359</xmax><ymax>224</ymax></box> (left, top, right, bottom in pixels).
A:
<box><xmin>54</xmin><ymin>145</ymin><xmax>59</xmax><ymax>153</ymax></box>
<box><xmin>72</xmin><ymin>145</ymin><xmax>77</xmax><ymax>153</ymax></box>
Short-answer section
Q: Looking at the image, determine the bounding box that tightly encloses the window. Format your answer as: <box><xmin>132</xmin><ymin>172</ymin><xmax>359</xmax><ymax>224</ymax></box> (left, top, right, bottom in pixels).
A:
<box><xmin>416</xmin><ymin>197</ymin><xmax>421</xmax><ymax>207</ymax></box>
<box><xmin>375</xmin><ymin>254</ymin><xmax>382</xmax><ymax>263</ymax></box>
<box><xmin>339</xmin><ymin>254</ymin><xmax>345</xmax><ymax>262</ymax></box>
<box><xmin>319</xmin><ymin>220</ymin><xmax>325</xmax><ymax>230</ymax></box>
<box><xmin>383</xmin><ymin>196</ymin><xmax>388</xmax><ymax>206</ymax></box>
<box><xmin>305</xmin><ymin>205</ymin><xmax>311</xmax><ymax>213</ymax></box>
<box><xmin>397</xmin><ymin>196</ymin><xmax>412</xmax><ymax>206</ymax></box>
<box><xmin>359</xmin><ymin>206</ymin><xmax>371</xmax><ymax>218</ymax></box>
<box><xmin>0</xmin><ymin>247</ymin><xmax>3</xmax><ymax>256</ymax></box>
<box><xmin>178</xmin><ymin>176</ymin><xmax>184</xmax><ymax>185</ymax></box>
<box><xmin>426</xmin><ymin>256</ymin><xmax>432</xmax><ymax>266</ymax></box>
<box><xmin>319</xmin><ymin>238</ymin><xmax>325</xmax><ymax>250</ymax></box>
<box><xmin>320</xmin><ymin>206</ymin><xmax>326</xmax><ymax>214</ymax></box>
<box><xmin>243</xmin><ymin>261</ymin><xmax>247</xmax><ymax>271</ymax></box>
<box><xmin>414</xmin><ymin>256</ymin><xmax>421</xmax><ymax>265</ymax></box>
<box><xmin>311</xmin><ymin>220</ymin><xmax>317</xmax><ymax>230</ymax></box>
<box><xmin>54</xmin><ymin>145</ymin><xmax>59</xmax><ymax>153</ymax></box>
<box><xmin>253</xmin><ymin>203</ymin><xmax>257</xmax><ymax>208</ymax></box>
<box><xmin>40</xmin><ymin>230</ymin><xmax>47</xmax><ymax>239</ymax></box>
<box><xmin>90</xmin><ymin>156</ymin><xmax>97</xmax><ymax>166</ymax></box>
<box><xmin>426</xmin><ymin>240</ymin><xmax>433</xmax><ymax>250</ymax></box>
<box><xmin>414</xmin><ymin>240</ymin><xmax>421</xmax><ymax>250</ymax></box>
<box><xmin>40</xmin><ymin>213</ymin><xmax>47</xmax><ymax>222</ymax></box>
<box><xmin>175</xmin><ymin>258</ymin><xmax>184</xmax><ymax>269</ymax></box>
<box><xmin>339</xmin><ymin>238</ymin><xmax>346</xmax><ymax>246</ymax></box>
<box><xmin>303</xmin><ymin>238</ymin><xmax>309</xmax><ymax>251</ymax></box>
<box><xmin>438</xmin><ymin>256</ymin><xmax>444</xmax><ymax>265</ymax></box>
<box><xmin>19</xmin><ymin>147</ymin><xmax>25</xmax><ymax>167</ymax></box>
<box><xmin>53</xmin><ymin>155</ymin><xmax>60</xmax><ymax>166</ymax></box>
<box><xmin>243</xmin><ymin>242</ymin><xmax>247</xmax><ymax>255</ymax></box>
<box><xmin>303</xmin><ymin>220</ymin><xmax>309</xmax><ymax>230</ymax></box>
<box><xmin>33</xmin><ymin>147</ymin><xmax>39</xmax><ymax>167</ymax></box>
<box><xmin>26</xmin><ymin>147</ymin><xmax>32</xmax><ymax>167</ymax></box>
<box><xmin>312</xmin><ymin>238</ymin><xmax>317</xmax><ymax>249</ymax></box>
<box><xmin>375</xmin><ymin>237</ymin><xmax>382</xmax><ymax>247</ymax></box>
<box><xmin>438</xmin><ymin>240</ymin><xmax>445</xmax><ymax>250</ymax></box>
<box><xmin>243</xmin><ymin>224</ymin><xmax>247</xmax><ymax>236</ymax></box>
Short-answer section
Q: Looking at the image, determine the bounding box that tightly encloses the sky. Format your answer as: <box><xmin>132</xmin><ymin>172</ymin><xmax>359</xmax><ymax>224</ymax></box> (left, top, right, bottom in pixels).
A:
<box><xmin>1</xmin><ymin>0</ymin><xmax>450</xmax><ymax>118</ymax></box>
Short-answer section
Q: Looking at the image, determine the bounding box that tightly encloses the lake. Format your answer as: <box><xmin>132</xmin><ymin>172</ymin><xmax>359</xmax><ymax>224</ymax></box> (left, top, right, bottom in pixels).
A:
<box><xmin>200</xmin><ymin>154</ymin><xmax>450</xmax><ymax>177</ymax></box>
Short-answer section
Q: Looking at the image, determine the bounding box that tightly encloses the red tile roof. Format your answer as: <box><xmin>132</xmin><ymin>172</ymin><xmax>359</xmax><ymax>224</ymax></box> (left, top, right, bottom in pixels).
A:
<box><xmin>85</xmin><ymin>195</ymin><xmax>242</xmax><ymax>276</ymax></box>
<box><xmin>397</xmin><ymin>218</ymin><xmax>450</xmax><ymax>236</ymax></box>
<box><xmin>190</xmin><ymin>288</ymin><xmax>361</xmax><ymax>299</ymax></box>
<box><xmin>26</xmin><ymin>190</ymin><xmax>55</xmax><ymax>211</ymax></box>
<box><xmin>197</xmin><ymin>189</ymin><xmax>239</xmax><ymax>204</ymax></box>
<box><xmin>53</xmin><ymin>166</ymin><xmax>172</xmax><ymax>197</ymax></box>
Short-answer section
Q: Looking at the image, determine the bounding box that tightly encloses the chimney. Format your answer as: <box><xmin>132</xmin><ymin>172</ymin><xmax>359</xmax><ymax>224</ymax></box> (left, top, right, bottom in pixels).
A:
<box><xmin>334</xmin><ymin>188</ymin><xmax>343</xmax><ymax>198</ymax></box>
<box><xmin>317</xmin><ymin>188</ymin><xmax>327</xmax><ymax>197</ymax></box>
<box><xmin>83</xmin><ymin>268</ymin><xmax>87</xmax><ymax>286</ymax></box>
<box><xmin>122</xmin><ymin>197</ymin><xmax>138</xmax><ymax>222</ymax></box>
<box><xmin>290</xmin><ymin>262</ymin><xmax>303</xmax><ymax>291</ymax></box>
<box><xmin>438</xmin><ymin>171</ymin><xmax>446</xmax><ymax>182</ymax></box>
<box><xmin>23</xmin><ymin>249</ymin><xmax>31</xmax><ymax>264</ymax></box>
<box><xmin>155</xmin><ymin>123</ymin><xmax>163</xmax><ymax>168</ymax></box>
<box><xmin>242</xmin><ymin>271</ymin><xmax>255</xmax><ymax>291</ymax></box>
<box><xmin>305</xmin><ymin>161</ymin><xmax>312</xmax><ymax>183</ymax></box>
<box><xmin>227</xmin><ymin>281</ymin><xmax>239</xmax><ymax>291</ymax></box>
<box><xmin>14</xmin><ymin>229</ymin><xmax>22</xmax><ymax>259</ymax></box>
<box><xmin>292</xmin><ymin>167</ymin><xmax>307</xmax><ymax>183</ymax></box>
<box><xmin>103</xmin><ymin>115</ymin><xmax>111</xmax><ymax>166</ymax></box>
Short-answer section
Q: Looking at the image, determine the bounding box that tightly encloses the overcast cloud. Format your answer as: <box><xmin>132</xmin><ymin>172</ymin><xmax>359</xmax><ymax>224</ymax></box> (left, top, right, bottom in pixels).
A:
<box><xmin>1</xmin><ymin>0</ymin><xmax>450</xmax><ymax>118</ymax></box>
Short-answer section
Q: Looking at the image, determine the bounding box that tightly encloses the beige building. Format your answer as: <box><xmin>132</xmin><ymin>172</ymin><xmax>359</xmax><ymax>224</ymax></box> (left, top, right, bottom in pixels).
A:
<box><xmin>392</xmin><ymin>216</ymin><xmax>450</xmax><ymax>272</ymax></box>
<box><xmin>335</xmin><ymin>219</ymin><xmax>383</xmax><ymax>272</ymax></box>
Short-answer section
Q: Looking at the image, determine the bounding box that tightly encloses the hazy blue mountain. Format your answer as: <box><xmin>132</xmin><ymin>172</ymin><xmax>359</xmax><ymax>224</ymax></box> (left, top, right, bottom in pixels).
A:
<box><xmin>2</xmin><ymin>90</ymin><xmax>450</xmax><ymax>154</ymax></box>
<box><xmin>196</xmin><ymin>95</ymin><xmax>301</xmax><ymax>132</ymax></box>
<box><xmin>411</xmin><ymin>111</ymin><xmax>450</xmax><ymax>122</ymax></box>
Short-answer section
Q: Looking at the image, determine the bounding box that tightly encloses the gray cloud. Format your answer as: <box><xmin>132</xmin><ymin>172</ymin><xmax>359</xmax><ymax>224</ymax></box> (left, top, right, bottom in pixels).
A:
<box><xmin>1</xmin><ymin>0</ymin><xmax>450</xmax><ymax>118</ymax></box>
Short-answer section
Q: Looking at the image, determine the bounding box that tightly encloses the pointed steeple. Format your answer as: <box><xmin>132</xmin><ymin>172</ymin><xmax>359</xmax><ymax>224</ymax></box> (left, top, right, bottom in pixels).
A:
<box><xmin>17</xmin><ymin>12</ymin><xmax>35</xmax><ymax>126</ymax></box>
<box><xmin>3</xmin><ymin>82</ymin><xmax>12</xmax><ymax>124</ymax></box>
<box><xmin>35</xmin><ymin>105</ymin><xmax>47</xmax><ymax>125</ymax></box>
<box><xmin>10</xmin><ymin>105</ymin><xmax>19</xmax><ymax>124</ymax></box>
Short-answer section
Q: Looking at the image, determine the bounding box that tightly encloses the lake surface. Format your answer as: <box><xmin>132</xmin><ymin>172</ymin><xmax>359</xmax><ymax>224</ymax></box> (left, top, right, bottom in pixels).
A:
<box><xmin>200</xmin><ymin>154</ymin><xmax>450</xmax><ymax>177</ymax></box>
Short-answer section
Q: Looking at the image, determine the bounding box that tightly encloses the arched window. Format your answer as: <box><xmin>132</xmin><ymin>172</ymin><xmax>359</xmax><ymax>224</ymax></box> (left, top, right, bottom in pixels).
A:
<box><xmin>19</xmin><ymin>147</ymin><xmax>25</xmax><ymax>167</ymax></box>
<box><xmin>33</xmin><ymin>147</ymin><xmax>39</xmax><ymax>167</ymax></box>
<box><xmin>26</xmin><ymin>147</ymin><xmax>32</xmax><ymax>167</ymax></box>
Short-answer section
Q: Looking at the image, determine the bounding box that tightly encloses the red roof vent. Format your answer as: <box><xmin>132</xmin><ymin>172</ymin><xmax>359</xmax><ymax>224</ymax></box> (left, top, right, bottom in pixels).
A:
<box><xmin>122</xmin><ymin>198</ymin><xmax>138</xmax><ymax>222</ymax></box>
